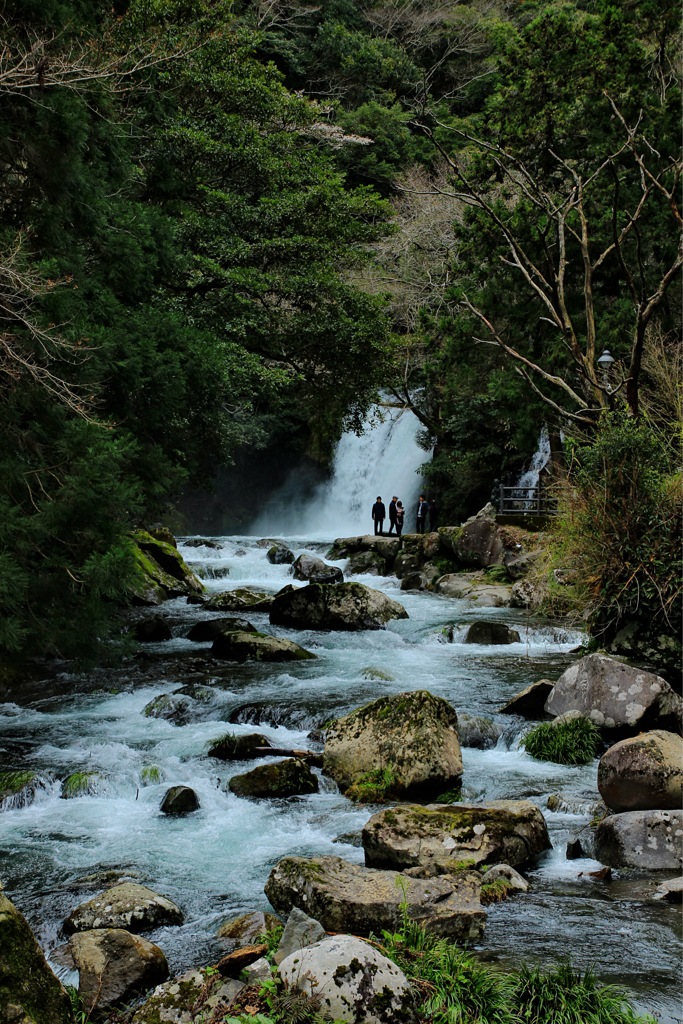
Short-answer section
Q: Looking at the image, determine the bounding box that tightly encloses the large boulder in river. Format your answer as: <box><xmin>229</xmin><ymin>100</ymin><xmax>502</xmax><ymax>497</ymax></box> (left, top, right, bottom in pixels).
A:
<box><xmin>187</xmin><ymin>617</ymin><xmax>256</xmax><ymax>642</ymax></box>
<box><xmin>160</xmin><ymin>786</ymin><xmax>200</xmax><ymax>816</ymax></box>
<box><xmin>211</xmin><ymin>630</ymin><xmax>316</xmax><ymax>662</ymax></box>
<box><xmin>143</xmin><ymin>692</ymin><xmax>193</xmax><ymax>725</ymax></box>
<box><xmin>270</xmin><ymin>581</ymin><xmax>407</xmax><ymax>631</ymax></box>
<box><xmin>133</xmin><ymin>615</ymin><xmax>172</xmax><ymax>643</ymax></box>
<box><xmin>208</xmin><ymin>733</ymin><xmax>273</xmax><ymax>760</ymax></box>
<box><xmin>597</xmin><ymin>731</ymin><xmax>683</xmax><ymax>812</ymax></box>
<box><xmin>327</xmin><ymin>536</ymin><xmax>400</xmax><ymax>565</ymax></box>
<box><xmin>0</xmin><ymin>891</ymin><xmax>72</xmax><ymax>1024</ymax></box>
<box><xmin>228</xmin><ymin>758</ymin><xmax>318</xmax><ymax>799</ymax></box>
<box><xmin>545</xmin><ymin>654</ymin><xmax>683</xmax><ymax>734</ymax></box>
<box><xmin>362</xmin><ymin>801</ymin><xmax>551</xmax><ymax>872</ymax></box>
<box><xmin>265</xmin><ymin>855</ymin><xmax>485</xmax><ymax>942</ymax></box>
<box><xmin>500</xmin><ymin>680</ymin><xmax>554</xmax><ymax>718</ymax></box>
<box><xmin>278</xmin><ymin>935</ymin><xmax>415</xmax><ymax>1024</ymax></box>
<box><xmin>64</xmin><ymin>883</ymin><xmax>183</xmax><ymax>935</ymax></box>
<box><xmin>69</xmin><ymin>928</ymin><xmax>168</xmax><ymax>1014</ymax></box>
<box><xmin>346</xmin><ymin>550</ymin><xmax>387</xmax><ymax>575</ymax></box>
<box><xmin>594</xmin><ymin>809</ymin><xmax>683</xmax><ymax>871</ymax></box>
<box><xmin>323</xmin><ymin>691</ymin><xmax>462</xmax><ymax>802</ymax></box>
<box><xmin>131</xmin><ymin>529</ymin><xmax>204</xmax><ymax>601</ymax></box>
<box><xmin>464</xmin><ymin>621</ymin><xmax>521</xmax><ymax>645</ymax></box>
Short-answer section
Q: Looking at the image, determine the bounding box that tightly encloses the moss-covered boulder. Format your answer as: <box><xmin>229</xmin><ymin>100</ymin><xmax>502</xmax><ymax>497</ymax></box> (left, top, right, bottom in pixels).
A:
<box><xmin>327</xmin><ymin>536</ymin><xmax>400</xmax><ymax>564</ymax></box>
<box><xmin>264</xmin><ymin>855</ymin><xmax>485</xmax><ymax>942</ymax></box>
<box><xmin>0</xmin><ymin>771</ymin><xmax>41</xmax><ymax>810</ymax></box>
<box><xmin>0</xmin><ymin>891</ymin><xmax>73</xmax><ymax>1024</ymax></box>
<box><xmin>143</xmin><ymin>693</ymin><xmax>194</xmax><ymax>726</ymax></box>
<box><xmin>61</xmin><ymin>771</ymin><xmax>100</xmax><ymax>799</ymax></box>
<box><xmin>267</xmin><ymin>543</ymin><xmax>295</xmax><ymax>565</ymax></box>
<box><xmin>598</xmin><ymin>731</ymin><xmax>683</xmax><ymax>812</ymax></box>
<box><xmin>204</xmin><ymin>589</ymin><xmax>273</xmax><ymax>612</ymax></box>
<box><xmin>456</xmin><ymin>713</ymin><xmax>502</xmax><ymax>750</ymax></box>
<box><xmin>69</xmin><ymin>928</ymin><xmax>168</xmax><ymax>1014</ymax></box>
<box><xmin>323</xmin><ymin>691</ymin><xmax>462</xmax><ymax>802</ymax></box>
<box><xmin>270</xmin><ymin>581</ymin><xmax>407</xmax><ymax>632</ymax></box>
<box><xmin>211</xmin><ymin>630</ymin><xmax>316</xmax><ymax>662</ymax></box>
<box><xmin>131</xmin><ymin>969</ymin><xmax>244</xmax><ymax>1024</ymax></box>
<box><xmin>64</xmin><ymin>883</ymin><xmax>183</xmax><ymax>935</ymax></box>
<box><xmin>187</xmin><ymin>618</ymin><xmax>257</xmax><ymax>642</ymax></box>
<box><xmin>130</xmin><ymin>530</ymin><xmax>204</xmax><ymax>602</ymax></box>
<box><xmin>207</xmin><ymin>733</ymin><xmax>273</xmax><ymax>760</ymax></box>
<box><xmin>228</xmin><ymin>758</ymin><xmax>318</xmax><ymax>799</ymax></box>
<box><xmin>346</xmin><ymin>550</ymin><xmax>387</xmax><ymax>575</ymax></box>
<box><xmin>362</xmin><ymin>801</ymin><xmax>551</xmax><ymax>872</ymax></box>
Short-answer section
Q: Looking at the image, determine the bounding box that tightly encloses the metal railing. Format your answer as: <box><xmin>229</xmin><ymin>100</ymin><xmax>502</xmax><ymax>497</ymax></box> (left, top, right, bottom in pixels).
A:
<box><xmin>498</xmin><ymin>485</ymin><xmax>558</xmax><ymax>516</ymax></box>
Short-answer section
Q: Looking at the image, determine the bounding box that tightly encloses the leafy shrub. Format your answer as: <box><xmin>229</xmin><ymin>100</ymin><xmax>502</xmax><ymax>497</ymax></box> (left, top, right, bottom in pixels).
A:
<box><xmin>522</xmin><ymin>717</ymin><xmax>600</xmax><ymax>765</ymax></box>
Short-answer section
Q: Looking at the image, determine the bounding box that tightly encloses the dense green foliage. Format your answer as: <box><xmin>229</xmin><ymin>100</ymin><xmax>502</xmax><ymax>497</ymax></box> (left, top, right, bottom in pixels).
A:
<box><xmin>522</xmin><ymin>716</ymin><xmax>601</xmax><ymax>766</ymax></box>
<box><xmin>1</xmin><ymin>0</ymin><xmax>680</xmax><ymax>660</ymax></box>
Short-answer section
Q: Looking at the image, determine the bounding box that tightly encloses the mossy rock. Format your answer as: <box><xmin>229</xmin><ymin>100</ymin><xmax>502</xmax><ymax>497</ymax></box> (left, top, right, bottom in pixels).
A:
<box><xmin>186</xmin><ymin>617</ymin><xmax>256</xmax><ymax>642</ymax></box>
<box><xmin>0</xmin><ymin>771</ymin><xmax>40</xmax><ymax>809</ymax></box>
<box><xmin>211</xmin><ymin>630</ymin><xmax>316</xmax><ymax>663</ymax></box>
<box><xmin>0</xmin><ymin>892</ymin><xmax>73</xmax><ymax>1024</ymax></box>
<box><xmin>140</xmin><ymin>765</ymin><xmax>163</xmax><ymax>786</ymax></box>
<box><xmin>61</xmin><ymin>771</ymin><xmax>100</xmax><ymax>799</ymax></box>
<box><xmin>228</xmin><ymin>758</ymin><xmax>319</xmax><ymax>799</ymax></box>
<box><xmin>142</xmin><ymin>693</ymin><xmax>193</xmax><ymax>726</ymax></box>
<box><xmin>207</xmin><ymin>733</ymin><xmax>272</xmax><ymax>760</ymax></box>
<box><xmin>361</xmin><ymin>666</ymin><xmax>394</xmax><ymax>682</ymax></box>
<box><xmin>204</xmin><ymin>589</ymin><xmax>272</xmax><ymax>612</ymax></box>
<box><xmin>217</xmin><ymin>910</ymin><xmax>281</xmax><ymax>942</ymax></box>
<box><xmin>130</xmin><ymin>530</ymin><xmax>204</xmax><ymax>601</ymax></box>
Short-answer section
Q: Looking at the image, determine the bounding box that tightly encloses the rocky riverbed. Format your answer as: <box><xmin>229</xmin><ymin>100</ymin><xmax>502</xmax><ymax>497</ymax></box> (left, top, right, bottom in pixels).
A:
<box><xmin>0</xmin><ymin>530</ymin><xmax>681</xmax><ymax>1022</ymax></box>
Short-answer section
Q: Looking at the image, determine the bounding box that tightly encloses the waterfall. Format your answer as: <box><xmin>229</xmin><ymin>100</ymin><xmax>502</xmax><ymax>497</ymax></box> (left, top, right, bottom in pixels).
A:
<box><xmin>515</xmin><ymin>426</ymin><xmax>551</xmax><ymax>492</ymax></box>
<box><xmin>253</xmin><ymin>405</ymin><xmax>430</xmax><ymax>538</ymax></box>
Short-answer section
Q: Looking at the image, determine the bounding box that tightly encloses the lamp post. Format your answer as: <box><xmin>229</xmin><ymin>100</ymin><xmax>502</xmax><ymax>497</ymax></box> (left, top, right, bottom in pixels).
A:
<box><xmin>597</xmin><ymin>349</ymin><xmax>615</xmax><ymax>393</ymax></box>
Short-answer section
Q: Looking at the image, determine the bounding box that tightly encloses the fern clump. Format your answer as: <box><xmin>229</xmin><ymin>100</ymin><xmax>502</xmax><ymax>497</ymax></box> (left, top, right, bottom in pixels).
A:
<box><xmin>513</xmin><ymin>961</ymin><xmax>656</xmax><ymax>1024</ymax></box>
<box><xmin>522</xmin><ymin>716</ymin><xmax>600</xmax><ymax>765</ymax></box>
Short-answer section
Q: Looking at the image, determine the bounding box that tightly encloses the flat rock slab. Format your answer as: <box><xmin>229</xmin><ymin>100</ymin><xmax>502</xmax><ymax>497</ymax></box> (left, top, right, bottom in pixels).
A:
<box><xmin>270</xmin><ymin>581</ymin><xmax>408</xmax><ymax>631</ymax></box>
<box><xmin>362</xmin><ymin>801</ymin><xmax>551</xmax><ymax>872</ymax></box>
<box><xmin>64</xmin><ymin>882</ymin><xmax>184</xmax><ymax>934</ymax></box>
<box><xmin>594</xmin><ymin>809</ymin><xmax>683</xmax><ymax>870</ymax></box>
<box><xmin>264</xmin><ymin>855</ymin><xmax>485</xmax><ymax>942</ymax></box>
<box><xmin>545</xmin><ymin>653</ymin><xmax>682</xmax><ymax>733</ymax></box>
<box><xmin>279</xmin><ymin>935</ymin><xmax>415</xmax><ymax>1024</ymax></box>
<box><xmin>274</xmin><ymin>906</ymin><xmax>325</xmax><ymax>965</ymax></box>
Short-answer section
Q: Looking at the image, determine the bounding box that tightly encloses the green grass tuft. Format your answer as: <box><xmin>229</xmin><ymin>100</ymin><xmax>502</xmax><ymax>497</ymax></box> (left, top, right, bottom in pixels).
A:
<box><xmin>522</xmin><ymin>716</ymin><xmax>600</xmax><ymax>765</ymax></box>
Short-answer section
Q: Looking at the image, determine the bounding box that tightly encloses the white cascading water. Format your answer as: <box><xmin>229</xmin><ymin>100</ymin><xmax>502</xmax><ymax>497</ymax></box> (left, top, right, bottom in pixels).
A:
<box><xmin>514</xmin><ymin>425</ymin><xmax>551</xmax><ymax>498</ymax></box>
<box><xmin>253</xmin><ymin>404</ymin><xmax>430</xmax><ymax>538</ymax></box>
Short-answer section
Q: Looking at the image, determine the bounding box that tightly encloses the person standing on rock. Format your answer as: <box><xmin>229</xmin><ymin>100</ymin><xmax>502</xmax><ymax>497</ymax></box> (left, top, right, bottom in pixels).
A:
<box><xmin>387</xmin><ymin>496</ymin><xmax>398</xmax><ymax>535</ymax></box>
<box><xmin>428</xmin><ymin>498</ymin><xmax>439</xmax><ymax>532</ymax></box>
<box><xmin>372</xmin><ymin>496</ymin><xmax>386</xmax><ymax>536</ymax></box>
<box><xmin>416</xmin><ymin>495</ymin><xmax>429</xmax><ymax>534</ymax></box>
<box><xmin>395</xmin><ymin>500</ymin><xmax>405</xmax><ymax>537</ymax></box>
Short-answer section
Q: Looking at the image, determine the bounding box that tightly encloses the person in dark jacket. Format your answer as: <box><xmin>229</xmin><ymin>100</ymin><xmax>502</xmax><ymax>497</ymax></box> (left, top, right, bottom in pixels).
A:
<box><xmin>372</xmin><ymin>496</ymin><xmax>386</xmax><ymax>535</ymax></box>
<box><xmin>416</xmin><ymin>495</ymin><xmax>429</xmax><ymax>534</ymax></box>
<box><xmin>388</xmin><ymin>496</ymin><xmax>398</xmax><ymax>535</ymax></box>
<box><xmin>395</xmin><ymin>500</ymin><xmax>405</xmax><ymax>537</ymax></box>
<box><xmin>428</xmin><ymin>499</ymin><xmax>439</xmax><ymax>532</ymax></box>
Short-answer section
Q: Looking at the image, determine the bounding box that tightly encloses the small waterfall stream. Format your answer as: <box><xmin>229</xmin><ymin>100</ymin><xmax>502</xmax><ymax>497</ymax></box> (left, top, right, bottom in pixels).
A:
<box><xmin>254</xmin><ymin>404</ymin><xmax>429</xmax><ymax>538</ymax></box>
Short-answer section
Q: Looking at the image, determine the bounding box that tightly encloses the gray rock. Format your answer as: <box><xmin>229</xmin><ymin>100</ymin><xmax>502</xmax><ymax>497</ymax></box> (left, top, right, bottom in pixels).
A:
<box><xmin>346</xmin><ymin>550</ymin><xmax>387</xmax><ymax>575</ymax></box>
<box><xmin>455</xmin><ymin>505</ymin><xmax>505</xmax><ymax>567</ymax></box>
<box><xmin>186</xmin><ymin>617</ymin><xmax>256</xmax><ymax>642</ymax></box>
<box><xmin>509</xmin><ymin>578</ymin><xmax>543</xmax><ymax>609</ymax></box>
<box><xmin>545</xmin><ymin>654</ymin><xmax>683</xmax><ymax>733</ymax></box>
<box><xmin>208</xmin><ymin>733</ymin><xmax>273</xmax><ymax>760</ymax></box>
<box><xmin>265</xmin><ymin>855</ymin><xmax>485</xmax><ymax>942</ymax></box>
<box><xmin>242</xmin><ymin>957</ymin><xmax>271</xmax><ymax>982</ymax></box>
<box><xmin>211</xmin><ymin>630</ymin><xmax>316</xmax><ymax>662</ymax></box>
<box><xmin>217</xmin><ymin>910</ymin><xmax>280</xmax><ymax>944</ymax></box>
<box><xmin>270</xmin><ymin>581</ymin><xmax>407</xmax><ymax>632</ymax></box>
<box><xmin>204</xmin><ymin>589</ymin><xmax>272</xmax><ymax>612</ymax></box>
<box><xmin>278</xmin><ymin>935</ymin><xmax>415</xmax><ymax>1024</ymax></box>
<box><xmin>653</xmin><ymin>877</ymin><xmax>683</xmax><ymax>903</ymax></box>
<box><xmin>69</xmin><ymin>928</ymin><xmax>168</xmax><ymax>1013</ymax></box>
<box><xmin>598</xmin><ymin>730</ymin><xmax>683</xmax><ymax>812</ymax></box>
<box><xmin>160</xmin><ymin>786</ymin><xmax>200</xmax><ymax>816</ymax></box>
<box><xmin>64</xmin><ymin>883</ymin><xmax>184</xmax><ymax>935</ymax></box>
<box><xmin>291</xmin><ymin>553</ymin><xmax>329</xmax><ymax>580</ymax></box>
<box><xmin>274</xmin><ymin>906</ymin><xmax>326</xmax><ymax>964</ymax></box>
<box><xmin>504</xmin><ymin>549</ymin><xmax>542</xmax><ymax>580</ymax></box>
<box><xmin>267</xmin><ymin>543</ymin><xmax>295</xmax><ymax>565</ymax></box>
<box><xmin>457</xmin><ymin>713</ymin><xmax>502</xmax><ymax>750</ymax></box>
<box><xmin>228</xmin><ymin>758</ymin><xmax>319</xmax><ymax>799</ymax></box>
<box><xmin>327</xmin><ymin>536</ymin><xmax>400</xmax><ymax>563</ymax></box>
<box><xmin>484</xmin><ymin>863</ymin><xmax>529</xmax><ymax>892</ymax></box>
<box><xmin>142</xmin><ymin>693</ymin><xmax>193</xmax><ymax>726</ymax></box>
<box><xmin>0</xmin><ymin>891</ymin><xmax>72</xmax><ymax>1024</ymax></box>
<box><xmin>323</xmin><ymin>691</ymin><xmax>462</xmax><ymax>802</ymax></box>
<box><xmin>393</xmin><ymin>551</ymin><xmax>422</xmax><ymax>579</ymax></box>
<box><xmin>131</xmin><ymin>970</ymin><xmax>243</xmax><ymax>1024</ymax></box>
<box><xmin>400</xmin><ymin>571</ymin><xmax>428</xmax><ymax>591</ymax></box>
<box><xmin>362</xmin><ymin>801</ymin><xmax>551</xmax><ymax>872</ymax></box>
<box><xmin>133</xmin><ymin>616</ymin><xmax>173</xmax><ymax>643</ymax></box>
<box><xmin>594</xmin><ymin>809</ymin><xmax>683</xmax><ymax>870</ymax></box>
<box><xmin>464</xmin><ymin>621</ymin><xmax>521</xmax><ymax>645</ymax></box>
<box><xmin>500</xmin><ymin>680</ymin><xmax>554</xmax><ymax>718</ymax></box>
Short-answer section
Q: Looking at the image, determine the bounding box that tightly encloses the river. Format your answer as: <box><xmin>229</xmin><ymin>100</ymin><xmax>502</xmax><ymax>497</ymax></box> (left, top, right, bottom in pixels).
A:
<box><xmin>0</xmin><ymin>535</ymin><xmax>680</xmax><ymax>1022</ymax></box>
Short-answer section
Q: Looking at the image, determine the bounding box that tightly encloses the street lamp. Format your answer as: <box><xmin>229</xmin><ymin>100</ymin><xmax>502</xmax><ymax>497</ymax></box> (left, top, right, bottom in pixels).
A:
<box><xmin>597</xmin><ymin>349</ymin><xmax>615</xmax><ymax>371</ymax></box>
